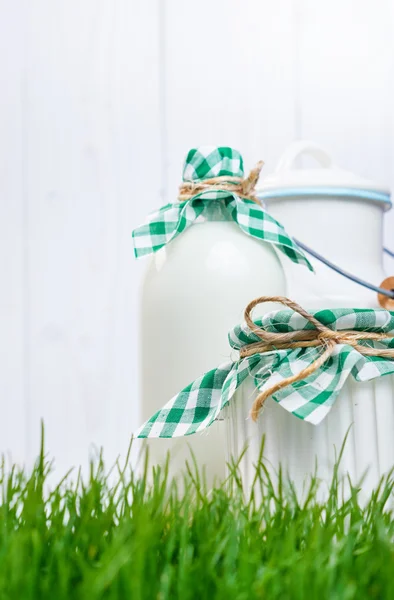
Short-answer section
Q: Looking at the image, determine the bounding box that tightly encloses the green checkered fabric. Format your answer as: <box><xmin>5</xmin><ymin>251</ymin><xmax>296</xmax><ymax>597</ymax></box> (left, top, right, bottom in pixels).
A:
<box><xmin>135</xmin><ymin>307</ymin><xmax>394</xmax><ymax>438</ymax></box>
<box><xmin>132</xmin><ymin>146</ymin><xmax>313</xmax><ymax>271</ymax></box>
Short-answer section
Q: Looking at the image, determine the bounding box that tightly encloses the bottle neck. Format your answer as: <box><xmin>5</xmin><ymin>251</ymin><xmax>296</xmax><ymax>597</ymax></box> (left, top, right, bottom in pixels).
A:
<box><xmin>194</xmin><ymin>200</ymin><xmax>230</xmax><ymax>223</ymax></box>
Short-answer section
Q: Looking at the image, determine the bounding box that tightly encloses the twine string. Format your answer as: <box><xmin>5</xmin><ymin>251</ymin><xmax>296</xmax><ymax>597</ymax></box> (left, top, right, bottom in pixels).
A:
<box><xmin>178</xmin><ymin>160</ymin><xmax>264</xmax><ymax>203</ymax></box>
<box><xmin>239</xmin><ymin>296</ymin><xmax>394</xmax><ymax>422</ymax></box>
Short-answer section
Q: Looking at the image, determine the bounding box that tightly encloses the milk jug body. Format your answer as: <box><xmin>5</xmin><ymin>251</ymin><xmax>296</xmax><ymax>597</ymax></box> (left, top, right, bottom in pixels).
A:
<box><xmin>225</xmin><ymin>141</ymin><xmax>394</xmax><ymax>498</ymax></box>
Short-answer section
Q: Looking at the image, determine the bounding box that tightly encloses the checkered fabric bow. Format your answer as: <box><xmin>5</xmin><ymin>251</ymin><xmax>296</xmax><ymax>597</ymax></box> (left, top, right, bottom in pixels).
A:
<box><xmin>132</xmin><ymin>146</ymin><xmax>313</xmax><ymax>270</ymax></box>
<box><xmin>135</xmin><ymin>307</ymin><xmax>394</xmax><ymax>438</ymax></box>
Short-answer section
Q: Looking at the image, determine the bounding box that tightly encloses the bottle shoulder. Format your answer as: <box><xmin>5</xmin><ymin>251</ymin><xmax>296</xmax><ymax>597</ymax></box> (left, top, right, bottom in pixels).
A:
<box><xmin>164</xmin><ymin>220</ymin><xmax>280</xmax><ymax>258</ymax></box>
<box><xmin>141</xmin><ymin>221</ymin><xmax>286</xmax><ymax>291</ymax></box>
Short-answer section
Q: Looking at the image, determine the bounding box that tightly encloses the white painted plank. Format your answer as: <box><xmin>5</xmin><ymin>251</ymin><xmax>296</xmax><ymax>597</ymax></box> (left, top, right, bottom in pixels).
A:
<box><xmin>385</xmin><ymin>1</ymin><xmax>394</xmax><ymax>259</ymax></box>
<box><xmin>25</xmin><ymin>0</ymin><xmax>161</xmax><ymax>473</ymax></box>
<box><xmin>104</xmin><ymin>0</ymin><xmax>162</xmax><ymax>467</ymax></box>
<box><xmin>0</xmin><ymin>1</ymin><xmax>27</xmax><ymax>464</ymax></box>
<box><xmin>298</xmin><ymin>0</ymin><xmax>392</xmax><ymax>183</ymax></box>
<box><xmin>163</xmin><ymin>0</ymin><xmax>297</xmax><ymax>202</ymax></box>
<box><xmin>298</xmin><ymin>0</ymin><xmax>394</xmax><ymax>289</ymax></box>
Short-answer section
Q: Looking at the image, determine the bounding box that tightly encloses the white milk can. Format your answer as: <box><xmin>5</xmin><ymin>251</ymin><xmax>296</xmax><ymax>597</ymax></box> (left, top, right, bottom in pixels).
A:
<box><xmin>133</xmin><ymin>146</ymin><xmax>312</xmax><ymax>484</ymax></box>
<box><xmin>225</xmin><ymin>141</ymin><xmax>394</xmax><ymax>497</ymax></box>
<box><xmin>257</xmin><ymin>140</ymin><xmax>392</xmax><ymax>308</ymax></box>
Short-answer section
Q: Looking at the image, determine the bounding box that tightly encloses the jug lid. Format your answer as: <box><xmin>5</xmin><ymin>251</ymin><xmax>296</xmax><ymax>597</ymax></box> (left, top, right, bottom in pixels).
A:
<box><xmin>256</xmin><ymin>140</ymin><xmax>391</xmax><ymax>209</ymax></box>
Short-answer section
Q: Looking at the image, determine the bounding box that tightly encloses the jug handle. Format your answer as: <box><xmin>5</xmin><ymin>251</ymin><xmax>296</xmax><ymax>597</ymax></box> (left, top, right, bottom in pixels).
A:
<box><xmin>275</xmin><ymin>140</ymin><xmax>335</xmax><ymax>172</ymax></box>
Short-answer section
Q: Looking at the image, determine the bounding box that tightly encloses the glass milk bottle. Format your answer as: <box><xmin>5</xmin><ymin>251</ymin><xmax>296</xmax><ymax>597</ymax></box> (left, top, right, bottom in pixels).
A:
<box><xmin>133</xmin><ymin>146</ymin><xmax>310</xmax><ymax>485</ymax></box>
<box><xmin>226</xmin><ymin>141</ymin><xmax>394</xmax><ymax>498</ymax></box>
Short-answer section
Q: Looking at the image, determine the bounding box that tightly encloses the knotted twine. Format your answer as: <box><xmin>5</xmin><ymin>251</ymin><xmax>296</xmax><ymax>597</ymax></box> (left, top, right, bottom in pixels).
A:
<box><xmin>240</xmin><ymin>296</ymin><xmax>394</xmax><ymax>422</ymax></box>
<box><xmin>178</xmin><ymin>160</ymin><xmax>264</xmax><ymax>204</ymax></box>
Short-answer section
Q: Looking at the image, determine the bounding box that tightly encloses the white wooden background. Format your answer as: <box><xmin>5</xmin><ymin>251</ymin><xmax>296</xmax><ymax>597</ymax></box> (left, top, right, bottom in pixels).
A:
<box><xmin>1</xmin><ymin>0</ymin><xmax>394</xmax><ymax>474</ymax></box>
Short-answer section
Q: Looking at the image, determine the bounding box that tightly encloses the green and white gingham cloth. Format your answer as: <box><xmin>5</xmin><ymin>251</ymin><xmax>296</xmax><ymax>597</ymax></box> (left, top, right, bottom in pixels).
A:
<box><xmin>132</xmin><ymin>146</ymin><xmax>313</xmax><ymax>271</ymax></box>
<box><xmin>135</xmin><ymin>307</ymin><xmax>394</xmax><ymax>438</ymax></box>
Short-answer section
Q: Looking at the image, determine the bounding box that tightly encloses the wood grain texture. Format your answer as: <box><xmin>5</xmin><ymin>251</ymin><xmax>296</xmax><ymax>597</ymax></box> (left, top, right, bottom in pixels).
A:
<box><xmin>298</xmin><ymin>0</ymin><xmax>391</xmax><ymax>174</ymax></box>
<box><xmin>297</xmin><ymin>0</ymin><xmax>394</xmax><ymax>280</ymax></box>
<box><xmin>297</xmin><ymin>0</ymin><xmax>394</xmax><ymax>235</ymax></box>
<box><xmin>163</xmin><ymin>0</ymin><xmax>297</xmax><ymax>200</ymax></box>
<box><xmin>24</xmin><ymin>0</ymin><xmax>161</xmax><ymax>472</ymax></box>
<box><xmin>0</xmin><ymin>1</ymin><xmax>27</xmax><ymax>464</ymax></box>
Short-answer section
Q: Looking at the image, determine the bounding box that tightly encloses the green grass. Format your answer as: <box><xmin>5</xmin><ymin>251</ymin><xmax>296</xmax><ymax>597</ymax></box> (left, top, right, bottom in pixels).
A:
<box><xmin>0</xmin><ymin>431</ymin><xmax>394</xmax><ymax>600</ymax></box>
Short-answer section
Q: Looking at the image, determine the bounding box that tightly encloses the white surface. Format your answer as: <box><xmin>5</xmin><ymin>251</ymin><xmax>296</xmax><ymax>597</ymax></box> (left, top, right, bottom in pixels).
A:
<box><xmin>257</xmin><ymin>140</ymin><xmax>391</xmax><ymax>197</ymax></box>
<box><xmin>1</xmin><ymin>0</ymin><xmax>394</xmax><ymax>472</ymax></box>
<box><xmin>140</xmin><ymin>220</ymin><xmax>286</xmax><ymax>484</ymax></box>
<box><xmin>225</xmin><ymin>375</ymin><xmax>394</xmax><ymax>500</ymax></box>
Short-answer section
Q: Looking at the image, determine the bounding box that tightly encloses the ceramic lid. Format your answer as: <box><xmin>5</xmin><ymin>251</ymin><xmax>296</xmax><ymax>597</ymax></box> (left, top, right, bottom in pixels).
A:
<box><xmin>257</xmin><ymin>140</ymin><xmax>391</xmax><ymax>209</ymax></box>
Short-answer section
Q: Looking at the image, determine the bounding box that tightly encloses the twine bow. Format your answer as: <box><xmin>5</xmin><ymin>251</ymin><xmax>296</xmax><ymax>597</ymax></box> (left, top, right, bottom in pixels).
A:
<box><xmin>178</xmin><ymin>160</ymin><xmax>264</xmax><ymax>204</ymax></box>
<box><xmin>240</xmin><ymin>296</ymin><xmax>394</xmax><ymax>422</ymax></box>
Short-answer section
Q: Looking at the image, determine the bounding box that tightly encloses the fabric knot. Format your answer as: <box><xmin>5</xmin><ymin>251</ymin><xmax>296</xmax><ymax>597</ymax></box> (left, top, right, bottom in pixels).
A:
<box><xmin>240</xmin><ymin>296</ymin><xmax>394</xmax><ymax>422</ymax></box>
<box><xmin>179</xmin><ymin>146</ymin><xmax>263</xmax><ymax>203</ymax></box>
<box><xmin>317</xmin><ymin>329</ymin><xmax>343</xmax><ymax>344</ymax></box>
<box><xmin>134</xmin><ymin>302</ymin><xmax>394</xmax><ymax>439</ymax></box>
<box><xmin>182</xmin><ymin>146</ymin><xmax>244</xmax><ymax>181</ymax></box>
